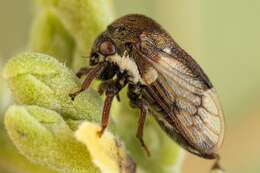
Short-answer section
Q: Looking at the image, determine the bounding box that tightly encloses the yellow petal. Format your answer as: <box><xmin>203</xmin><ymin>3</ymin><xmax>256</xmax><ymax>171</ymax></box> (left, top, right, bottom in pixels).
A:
<box><xmin>75</xmin><ymin>122</ymin><xmax>136</xmax><ymax>173</ymax></box>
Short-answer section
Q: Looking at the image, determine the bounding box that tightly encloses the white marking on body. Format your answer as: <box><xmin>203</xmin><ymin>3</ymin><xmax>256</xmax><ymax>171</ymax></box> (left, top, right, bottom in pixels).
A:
<box><xmin>107</xmin><ymin>53</ymin><xmax>144</xmax><ymax>84</ymax></box>
<box><xmin>107</xmin><ymin>52</ymin><xmax>158</xmax><ymax>84</ymax></box>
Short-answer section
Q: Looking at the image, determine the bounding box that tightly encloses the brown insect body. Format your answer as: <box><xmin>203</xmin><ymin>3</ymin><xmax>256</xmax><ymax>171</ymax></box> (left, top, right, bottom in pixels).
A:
<box><xmin>70</xmin><ymin>14</ymin><xmax>225</xmax><ymax>160</ymax></box>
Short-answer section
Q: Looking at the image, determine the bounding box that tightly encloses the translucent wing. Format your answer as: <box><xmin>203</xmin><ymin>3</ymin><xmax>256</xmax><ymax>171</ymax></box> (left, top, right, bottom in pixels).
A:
<box><xmin>138</xmin><ymin>32</ymin><xmax>225</xmax><ymax>158</ymax></box>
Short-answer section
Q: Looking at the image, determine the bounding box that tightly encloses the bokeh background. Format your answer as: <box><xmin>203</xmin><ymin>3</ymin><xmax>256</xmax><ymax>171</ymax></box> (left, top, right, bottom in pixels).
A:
<box><xmin>0</xmin><ymin>0</ymin><xmax>259</xmax><ymax>173</ymax></box>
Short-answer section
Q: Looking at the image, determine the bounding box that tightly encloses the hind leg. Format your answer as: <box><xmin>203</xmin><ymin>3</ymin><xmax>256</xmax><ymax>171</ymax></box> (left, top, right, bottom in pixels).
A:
<box><xmin>128</xmin><ymin>84</ymin><xmax>150</xmax><ymax>156</ymax></box>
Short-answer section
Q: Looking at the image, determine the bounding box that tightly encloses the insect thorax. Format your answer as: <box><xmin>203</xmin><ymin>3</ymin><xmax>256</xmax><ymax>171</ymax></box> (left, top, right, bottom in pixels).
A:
<box><xmin>107</xmin><ymin>52</ymin><xmax>158</xmax><ymax>85</ymax></box>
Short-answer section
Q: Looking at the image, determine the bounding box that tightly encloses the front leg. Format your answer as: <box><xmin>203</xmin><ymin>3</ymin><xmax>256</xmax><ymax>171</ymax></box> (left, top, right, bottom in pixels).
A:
<box><xmin>97</xmin><ymin>91</ymin><xmax>115</xmax><ymax>137</ymax></box>
<box><xmin>97</xmin><ymin>74</ymin><xmax>128</xmax><ymax>137</ymax></box>
<box><xmin>69</xmin><ymin>63</ymin><xmax>107</xmax><ymax>100</ymax></box>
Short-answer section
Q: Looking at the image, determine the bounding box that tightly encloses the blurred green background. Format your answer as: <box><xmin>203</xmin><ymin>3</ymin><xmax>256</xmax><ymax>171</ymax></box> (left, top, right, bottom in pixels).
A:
<box><xmin>0</xmin><ymin>0</ymin><xmax>259</xmax><ymax>173</ymax></box>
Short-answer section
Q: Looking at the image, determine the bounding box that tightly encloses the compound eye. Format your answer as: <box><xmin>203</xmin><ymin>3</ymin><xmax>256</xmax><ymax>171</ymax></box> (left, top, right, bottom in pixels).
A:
<box><xmin>99</xmin><ymin>41</ymin><xmax>116</xmax><ymax>56</ymax></box>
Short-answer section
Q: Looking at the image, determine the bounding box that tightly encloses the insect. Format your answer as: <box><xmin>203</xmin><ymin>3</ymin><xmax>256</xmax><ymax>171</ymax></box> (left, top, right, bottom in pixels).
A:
<box><xmin>70</xmin><ymin>14</ymin><xmax>225</xmax><ymax>160</ymax></box>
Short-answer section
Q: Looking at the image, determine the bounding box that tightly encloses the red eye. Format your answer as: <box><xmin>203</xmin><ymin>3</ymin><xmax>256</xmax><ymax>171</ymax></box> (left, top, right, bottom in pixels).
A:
<box><xmin>99</xmin><ymin>41</ymin><xmax>116</xmax><ymax>56</ymax></box>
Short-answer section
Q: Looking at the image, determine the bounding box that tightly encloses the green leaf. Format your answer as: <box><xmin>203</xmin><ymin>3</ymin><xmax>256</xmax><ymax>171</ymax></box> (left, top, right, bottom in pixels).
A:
<box><xmin>3</xmin><ymin>52</ymin><xmax>133</xmax><ymax>173</ymax></box>
<box><xmin>3</xmin><ymin>52</ymin><xmax>102</xmax><ymax>122</ymax></box>
<box><xmin>5</xmin><ymin>105</ymin><xmax>100</xmax><ymax>173</ymax></box>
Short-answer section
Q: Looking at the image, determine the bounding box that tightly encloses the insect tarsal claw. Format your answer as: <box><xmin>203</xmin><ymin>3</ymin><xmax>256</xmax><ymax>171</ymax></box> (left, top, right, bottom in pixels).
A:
<box><xmin>69</xmin><ymin>93</ymin><xmax>76</xmax><ymax>101</ymax></box>
<box><xmin>96</xmin><ymin>128</ymin><xmax>105</xmax><ymax>138</ymax></box>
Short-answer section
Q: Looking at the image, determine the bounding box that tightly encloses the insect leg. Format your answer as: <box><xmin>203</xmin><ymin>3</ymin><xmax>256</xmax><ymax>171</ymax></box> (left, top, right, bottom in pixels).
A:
<box><xmin>128</xmin><ymin>84</ymin><xmax>151</xmax><ymax>156</ymax></box>
<box><xmin>97</xmin><ymin>79</ymin><xmax>113</xmax><ymax>95</ymax></box>
<box><xmin>69</xmin><ymin>63</ymin><xmax>107</xmax><ymax>100</ymax></box>
<box><xmin>98</xmin><ymin>80</ymin><xmax>121</xmax><ymax>101</ymax></box>
<box><xmin>97</xmin><ymin>92</ymin><xmax>115</xmax><ymax>137</ymax></box>
<box><xmin>97</xmin><ymin>73</ymin><xmax>128</xmax><ymax>137</ymax></box>
<box><xmin>135</xmin><ymin>99</ymin><xmax>151</xmax><ymax>156</ymax></box>
<box><xmin>76</xmin><ymin>67</ymin><xmax>92</xmax><ymax>78</ymax></box>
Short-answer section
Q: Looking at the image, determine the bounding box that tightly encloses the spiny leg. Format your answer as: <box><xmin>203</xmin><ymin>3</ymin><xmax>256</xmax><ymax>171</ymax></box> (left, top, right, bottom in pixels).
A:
<box><xmin>69</xmin><ymin>63</ymin><xmax>107</xmax><ymax>100</ymax></box>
